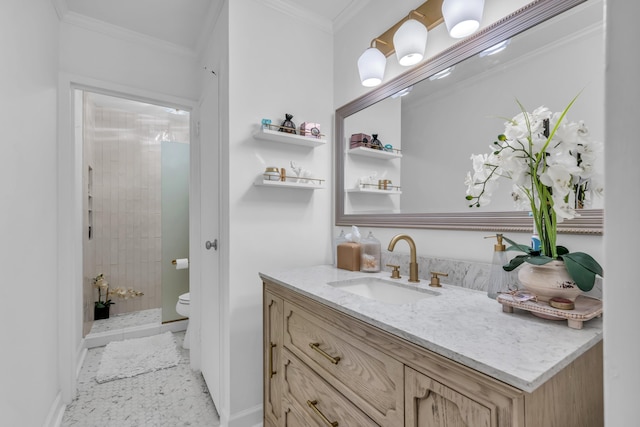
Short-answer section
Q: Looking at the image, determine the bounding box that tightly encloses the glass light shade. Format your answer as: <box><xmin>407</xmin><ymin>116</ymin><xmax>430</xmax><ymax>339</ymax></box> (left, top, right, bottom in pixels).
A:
<box><xmin>357</xmin><ymin>47</ymin><xmax>386</xmax><ymax>87</ymax></box>
<box><xmin>442</xmin><ymin>0</ymin><xmax>484</xmax><ymax>39</ymax></box>
<box><xmin>393</xmin><ymin>19</ymin><xmax>428</xmax><ymax>66</ymax></box>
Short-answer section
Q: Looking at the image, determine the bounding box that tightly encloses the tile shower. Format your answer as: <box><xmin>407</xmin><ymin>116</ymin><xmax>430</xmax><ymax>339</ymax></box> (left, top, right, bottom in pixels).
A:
<box><xmin>82</xmin><ymin>92</ymin><xmax>189</xmax><ymax>336</ymax></box>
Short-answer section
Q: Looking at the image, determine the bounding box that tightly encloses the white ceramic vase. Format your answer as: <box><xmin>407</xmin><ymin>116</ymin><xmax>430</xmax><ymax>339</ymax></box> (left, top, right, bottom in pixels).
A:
<box><xmin>518</xmin><ymin>260</ymin><xmax>582</xmax><ymax>302</ymax></box>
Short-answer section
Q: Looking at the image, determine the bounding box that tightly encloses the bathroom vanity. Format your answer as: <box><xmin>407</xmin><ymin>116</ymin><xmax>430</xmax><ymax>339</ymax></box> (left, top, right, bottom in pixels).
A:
<box><xmin>261</xmin><ymin>265</ymin><xmax>603</xmax><ymax>427</ymax></box>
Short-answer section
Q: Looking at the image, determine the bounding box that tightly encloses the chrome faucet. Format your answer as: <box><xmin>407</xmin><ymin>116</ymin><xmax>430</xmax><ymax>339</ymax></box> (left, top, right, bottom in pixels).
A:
<box><xmin>387</xmin><ymin>234</ymin><xmax>419</xmax><ymax>283</ymax></box>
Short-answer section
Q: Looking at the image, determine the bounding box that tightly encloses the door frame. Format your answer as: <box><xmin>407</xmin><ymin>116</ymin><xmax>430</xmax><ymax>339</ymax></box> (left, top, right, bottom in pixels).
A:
<box><xmin>57</xmin><ymin>73</ymin><xmax>202</xmax><ymax>401</ymax></box>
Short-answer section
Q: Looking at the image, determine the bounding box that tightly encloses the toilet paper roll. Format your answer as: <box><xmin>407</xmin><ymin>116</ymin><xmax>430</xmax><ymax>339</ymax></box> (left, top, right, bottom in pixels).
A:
<box><xmin>175</xmin><ymin>258</ymin><xmax>189</xmax><ymax>270</ymax></box>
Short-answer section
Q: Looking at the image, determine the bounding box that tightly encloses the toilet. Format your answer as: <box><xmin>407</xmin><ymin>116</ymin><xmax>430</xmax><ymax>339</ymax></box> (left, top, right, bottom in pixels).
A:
<box><xmin>176</xmin><ymin>292</ymin><xmax>191</xmax><ymax>349</ymax></box>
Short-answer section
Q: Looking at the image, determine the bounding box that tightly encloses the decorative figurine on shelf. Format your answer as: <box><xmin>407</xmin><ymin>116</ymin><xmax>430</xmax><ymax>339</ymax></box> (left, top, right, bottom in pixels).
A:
<box><xmin>370</xmin><ymin>134</ymin><xmax>384</xmax><ymax>150</ymax></box>
<box><xmin>279</xmin><ymin>113</ymin><xmax>297</xmax><ymax>134</ymax></box>
<box><xmin>290</xmin><ymin>161</ymin><xmax>313</xmax><ymax>183</ymax></box>
<box><xmin>261</xmin><ymin>118</ymin><xmax>272</xmax><ymax>130</ymax></box>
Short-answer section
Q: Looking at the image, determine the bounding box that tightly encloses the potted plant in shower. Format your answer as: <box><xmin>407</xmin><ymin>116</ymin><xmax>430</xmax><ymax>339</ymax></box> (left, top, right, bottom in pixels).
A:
<box><xmin>93</xmin><ymin>273</ymin><xmax>144</xmax><ymax>320</ymax></box>
<box><xmin>93</xmin><ymin>273</ymin><xmax>113</xmax><ymax>320</ymax></box>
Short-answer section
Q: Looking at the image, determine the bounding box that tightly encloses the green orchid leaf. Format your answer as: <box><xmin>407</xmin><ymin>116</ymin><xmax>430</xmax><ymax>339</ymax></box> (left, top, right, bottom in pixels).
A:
<box><xmin>502</xmin><ymin>235</ymin><xmax>528</xmax><ymax>249</ymax></box>
<box><xmin>556</xmin><ymin>245</ymin><xmax>570</xmax><ymax>256</ymax></box>
<box><xmin>562</xmin><ymin>252</ymin><xmax>604</xmax><ymax>277</ymax></box>
<box><xmin>563</xmin><ymin>255</ymin><xmax>597</xmax><ymax>291</ymax></box>
<box><xmin>503</xmin><ymin>255</ymin><xmax>528</xmax><ymax>271</ymax></box>
<box><xmin>526</xmin><ymin>255</ymin><xmax>554</xmax><ymax>265</ymax></box>
<box><xmin>506</xmin><ymin>244</ymin><xmax>534</xmax><ymax>254</ymax></box>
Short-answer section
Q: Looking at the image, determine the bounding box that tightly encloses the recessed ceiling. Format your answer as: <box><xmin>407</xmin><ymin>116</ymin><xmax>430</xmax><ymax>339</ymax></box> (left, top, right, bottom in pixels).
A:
<box><xmin>59</xmin><ymin>0</ymin><xmax>369</xmax><ymax>53</ymax></box>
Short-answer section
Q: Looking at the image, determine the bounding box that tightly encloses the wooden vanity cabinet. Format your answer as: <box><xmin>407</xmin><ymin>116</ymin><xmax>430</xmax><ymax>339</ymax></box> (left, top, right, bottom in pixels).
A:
<box><xmin>264</xmin><ymin>291</ymin><xmax>283</xmax><ymax>427</ymax></box>
<box><xmin>263</xmin><ymin>280</ymin><xmax>603</xmax><ymax>427</ymax></box>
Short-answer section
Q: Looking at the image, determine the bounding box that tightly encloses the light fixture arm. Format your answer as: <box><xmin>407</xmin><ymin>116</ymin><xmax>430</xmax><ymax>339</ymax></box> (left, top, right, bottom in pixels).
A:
<box><xmin>371</xmin><ymin>0</ymin><xmax>445</xmax><ymax>58</ymax></box>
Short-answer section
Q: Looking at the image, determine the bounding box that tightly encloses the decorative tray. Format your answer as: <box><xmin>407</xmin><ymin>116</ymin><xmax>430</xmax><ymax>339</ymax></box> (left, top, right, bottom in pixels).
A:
<box><xmin>497</xmin><ymin>294</ymin><xmax>602</xmax><ymax>329</ymax></box>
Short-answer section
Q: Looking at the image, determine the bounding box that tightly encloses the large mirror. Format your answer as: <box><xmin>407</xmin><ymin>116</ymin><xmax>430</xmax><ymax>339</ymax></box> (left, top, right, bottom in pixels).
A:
<box><xmin>336</xmin><ymin>0</ymin><xmax>604</xmax><ymax>234</ymax></box>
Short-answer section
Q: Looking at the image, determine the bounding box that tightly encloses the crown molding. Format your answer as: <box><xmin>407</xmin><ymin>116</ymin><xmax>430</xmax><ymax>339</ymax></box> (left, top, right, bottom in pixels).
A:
<box><xmin>50</xmin><ymin>0</ymin><xmax>68</xmax><ymax>20</ymax></box>
<box><xmin>262</xmin><ymin>0</ymin><xmax>333</xmax><ymax>34</ymax></box>
<box><xmin>61</xmin><ymin>10</ymin><xmax>197</xmax><ymax>58</ymax></box>
<box><xmin>195</xmin><ymin>0</ymin><xmax>225</xmax><ymax>58</ymax></box>
<box><xmin>333</xmin><ymin>0</ymin><xmax>370</xmax><ymax>32</ymax></box>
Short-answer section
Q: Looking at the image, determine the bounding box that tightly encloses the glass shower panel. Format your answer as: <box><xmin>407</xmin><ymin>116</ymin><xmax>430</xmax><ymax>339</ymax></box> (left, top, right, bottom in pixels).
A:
<box><xmin>161</xmin><ymin>140</ymin><xmax>190</xmax><ymax>323</ymax></box>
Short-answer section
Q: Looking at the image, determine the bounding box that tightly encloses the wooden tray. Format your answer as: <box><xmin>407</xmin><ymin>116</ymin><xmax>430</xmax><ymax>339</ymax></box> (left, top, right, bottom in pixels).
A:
<box><xmin>497</xmin><ymin>294</ymin><xmax>602</xmax><ymax>329</ymax></box>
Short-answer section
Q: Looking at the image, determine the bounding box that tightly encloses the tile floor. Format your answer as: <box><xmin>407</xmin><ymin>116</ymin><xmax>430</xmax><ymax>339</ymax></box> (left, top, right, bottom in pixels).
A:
<box><xmin>62</xmin><ymin>313</ymin><xmax>219</xmax><ymax>426</ymax></box>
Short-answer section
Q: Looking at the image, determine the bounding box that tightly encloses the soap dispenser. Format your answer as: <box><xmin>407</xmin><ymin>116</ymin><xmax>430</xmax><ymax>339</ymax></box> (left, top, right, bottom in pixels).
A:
<box><xmin>361</xmin><ymin>231</ymin><xmax>381</xmax><ymax>272</ymax></box>
<box><xmin>485</xmin><ymin>234</ymin><xmax>514</xmax><ymax>299</ymax></box>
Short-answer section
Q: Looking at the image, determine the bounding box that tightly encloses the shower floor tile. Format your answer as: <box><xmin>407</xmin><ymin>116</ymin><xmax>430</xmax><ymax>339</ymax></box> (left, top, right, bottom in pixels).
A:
<box><xmin>61</xmin><ymin>331</ymin><xmax>219</xmax><ymax>427</ymax></box>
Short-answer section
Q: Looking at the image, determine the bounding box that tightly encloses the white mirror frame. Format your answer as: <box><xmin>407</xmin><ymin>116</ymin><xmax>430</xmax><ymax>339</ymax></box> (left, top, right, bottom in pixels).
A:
<box><xmin>335</xmin><ymin>0</ymin><xmax>603</xmax><ymax>234</ymax></box>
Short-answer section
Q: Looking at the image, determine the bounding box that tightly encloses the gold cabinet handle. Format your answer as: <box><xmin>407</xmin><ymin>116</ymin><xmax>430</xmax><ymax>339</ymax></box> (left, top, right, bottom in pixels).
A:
<box><xmin>307</xmin><ymin>400</ymin><xmax>339</xmax><ymax>427</ymax></box>
<box><xmin>309</xmin><ymin>342</ymin><xmax>341</xmax><ymax>365</ymax></box>
<box><xmin>269</xmin><ymin>342</ymin><xmax>277</xmax><ymax>378</ymax></box>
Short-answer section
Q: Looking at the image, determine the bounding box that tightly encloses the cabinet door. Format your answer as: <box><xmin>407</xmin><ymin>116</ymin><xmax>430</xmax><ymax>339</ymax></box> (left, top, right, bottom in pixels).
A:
<box><xmin>264</xmin><ymin>290</ymin><xmax>284</xmax><ymax>426</ymax></box>
<box><xmin>405</xmin><ymin>367</ymin><xmax>496</xmax><ymax>427</ymax></box>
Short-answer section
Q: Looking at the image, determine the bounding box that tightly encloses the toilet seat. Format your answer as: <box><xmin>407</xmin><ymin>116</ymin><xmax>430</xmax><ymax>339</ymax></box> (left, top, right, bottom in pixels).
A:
<box><xmin>178</xmin><ymin>293</ymin><xmax>190</xmax><ymax>304</ymax></box>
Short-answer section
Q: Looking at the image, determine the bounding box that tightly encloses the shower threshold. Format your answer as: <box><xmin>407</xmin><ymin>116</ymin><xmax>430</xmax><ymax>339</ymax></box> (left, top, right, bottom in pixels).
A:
<box><xmin>85</xmin><ymin>308</ymin><xmax>187</xmax><ymax>348</ymax></box>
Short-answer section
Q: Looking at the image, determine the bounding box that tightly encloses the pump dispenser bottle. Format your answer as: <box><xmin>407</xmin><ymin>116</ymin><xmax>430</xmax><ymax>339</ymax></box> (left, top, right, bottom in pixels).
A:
<box><xmin>485</xmin><ymin>234</ymin><xmax>514</xmax><ymax>299</ymax></box>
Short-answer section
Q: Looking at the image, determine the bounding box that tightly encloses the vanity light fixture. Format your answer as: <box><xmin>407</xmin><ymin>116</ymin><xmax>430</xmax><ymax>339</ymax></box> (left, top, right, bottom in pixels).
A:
<box><xmin>357</xmin><ymin>0</ymin><xmax>484</xmax><ymax>87</ymax></box>
<box><xmin>391</xmin><ymin>86</ymin><xmax>413</xmax><ymax>98</ymax></box>
<box><xmin>479</xmin><ymin>39</ymin><xmax>511</xmax><ymax>57</ymax></box>
<box><xmin>393</xmin><ymin>16</ymin><xmax>428</xmax><ymax>66</ymax></box>
<box><xmin>442</xmin><ymin>0</ymin><xmax>484</xmax><ymax>38</ymax></box>
<box><xmin>428</xmin><ymin>66</ymin><xmax>454</xmax><ymax>81</ymax></box>
<box><xmin>357</xmin><ymin>42</ymin><xmax>387</xmax><ymax>87</ymax></box>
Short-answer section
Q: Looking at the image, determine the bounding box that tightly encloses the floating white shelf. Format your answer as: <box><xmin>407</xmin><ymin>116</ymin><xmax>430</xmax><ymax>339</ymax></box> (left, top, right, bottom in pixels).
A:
<box><xmin>254</xmin><ymin>128</ymin><xmax>326</xmax><ymax>147</ymax></box>
<box><xmin>346</xmin><ymin>187</ymin><xmax>402</xmax><ymax>195</ymax></box>
<box><xmin>255</xmin><ymin>179</ymin><xmax>325</xmax><ymax>190</ymax></box>
<box><xmin>348</xmin><ymin>146</ymin><xmax>402</xmax><ymax>159</ymax></box>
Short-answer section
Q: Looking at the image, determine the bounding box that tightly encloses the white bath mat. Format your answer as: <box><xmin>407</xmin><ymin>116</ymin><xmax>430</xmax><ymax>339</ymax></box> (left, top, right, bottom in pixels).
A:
<box><xmin>96</xmin><ymin>331</ymin><xmax>180</xmax><ymax>384</ymax></box>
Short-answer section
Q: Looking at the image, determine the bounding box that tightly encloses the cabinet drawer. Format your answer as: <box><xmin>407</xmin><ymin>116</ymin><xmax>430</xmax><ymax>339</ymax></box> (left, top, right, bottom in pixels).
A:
<box><xmin>282</xmin><ymin>348</ymin><xmax>378</xmax><ymax>427</ymax></box>
<box><xmin>283</xmin><ymin>301</ymin><xmax>403</xmax><ymax>426</ymax></box>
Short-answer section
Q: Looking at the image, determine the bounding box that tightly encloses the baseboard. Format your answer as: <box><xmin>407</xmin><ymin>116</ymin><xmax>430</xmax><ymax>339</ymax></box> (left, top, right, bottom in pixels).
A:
<box><xmin>42</xmin><ymin>392</ymin><xmax>65</xmax><ymax>427</ymax></box>
<box><xmin>227</xmin><ymin>403</ymin><xmax>263</xmax><ymax>427</ymax></box>
<box><xmin>76</xmin><ymin>340</ymin><xmax>87</xmax><ymax>378</ymax></box>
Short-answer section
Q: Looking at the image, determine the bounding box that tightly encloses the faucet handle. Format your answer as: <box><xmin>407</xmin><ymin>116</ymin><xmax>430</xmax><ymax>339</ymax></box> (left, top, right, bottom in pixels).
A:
<box><xmin>429</xmin><ymin>271</ymin><xmax>448</xmax><ymax>287</ymax></box>
<box><xmin>386</xmin><ymin>264</ymin><xmax>401</xmax><ymax>279</ymax></box>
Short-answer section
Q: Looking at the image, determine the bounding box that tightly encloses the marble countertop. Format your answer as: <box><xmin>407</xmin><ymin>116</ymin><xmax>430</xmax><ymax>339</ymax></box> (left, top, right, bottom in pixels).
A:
<box><xmin>259</xmin><ymin>265</ymin><xmax>603</xmax><ymax>393</ymax></box>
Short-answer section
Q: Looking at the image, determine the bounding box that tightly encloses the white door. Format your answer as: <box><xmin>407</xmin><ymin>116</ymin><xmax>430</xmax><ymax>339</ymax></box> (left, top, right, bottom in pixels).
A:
<box><xmin>198</xmin><ymin>73</ymin><xmax>221</xmax><ymax>409</ymax></box>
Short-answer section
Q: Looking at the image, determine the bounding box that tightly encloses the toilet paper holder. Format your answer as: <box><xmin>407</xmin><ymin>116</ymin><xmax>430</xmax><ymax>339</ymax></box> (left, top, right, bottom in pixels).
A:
<box><xmin>172</xmin><ymin>258</ymin><xmax>189</xmax><ymax>270</ymax></box>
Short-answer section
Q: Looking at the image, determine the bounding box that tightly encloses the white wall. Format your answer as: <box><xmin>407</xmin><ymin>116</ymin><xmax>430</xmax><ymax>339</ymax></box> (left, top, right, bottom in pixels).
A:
<box><xmin>604</xmin><ymin>1</ymin><xmax>640</xmax><ymax>423</ymax></box>
<box><xmin>333</xmin><ymin>0</ymin><xmax>603</xmax><ymax>267</ymax></box>
<box><xmin>224</xmin><ymin>0</ymin><xmax>334</xmax><ymax>423</ymax></box>
<box><xmin>59</xmin><ymin>23</ymin><xmax>200</xmax><ymax>102</ymax></box>
<box><xmin>0</xmin><ymin>1</ymin><xmax>61</xmax><ymax>425</ymax></box>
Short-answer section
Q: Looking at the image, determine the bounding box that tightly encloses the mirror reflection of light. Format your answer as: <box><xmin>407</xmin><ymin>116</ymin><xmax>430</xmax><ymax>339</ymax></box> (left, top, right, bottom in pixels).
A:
<box><xmin>479</xmin><ymin>39</ymin><xmax>511</xmax><ymax>57</ymax></box>
<box><xmin>391</xmin><ymin>86</ymin><xmax>414</xmax><ymax>98</ymax></box>
<box><xmin>428</xmin><ymin>66</ymin><xmax>454</xmax><ymax>81</ymax></box>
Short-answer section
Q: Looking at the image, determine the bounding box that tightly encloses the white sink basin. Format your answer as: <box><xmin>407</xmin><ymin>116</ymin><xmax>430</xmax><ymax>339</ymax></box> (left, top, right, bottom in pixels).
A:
<box><xmin>328</xmin><ymin>277</ymin><xmax>439</xmax><ymax>305</ymax></box>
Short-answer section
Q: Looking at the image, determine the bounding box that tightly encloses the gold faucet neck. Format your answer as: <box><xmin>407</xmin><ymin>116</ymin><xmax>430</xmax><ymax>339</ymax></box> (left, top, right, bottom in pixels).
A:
<box><xmin>387</xmin><ymin>234</ymin><xmax>419</xmax><ymax>282</ymax></box>
<box><xmin>387</xmin><ymin>234</ymin><xmax>417</xmax><ymax>263</ymax></box>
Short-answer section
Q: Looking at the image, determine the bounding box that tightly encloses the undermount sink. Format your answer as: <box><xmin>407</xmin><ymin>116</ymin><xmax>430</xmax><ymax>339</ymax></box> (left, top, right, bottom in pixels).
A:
<box><xmin>328</xmin><ymin>277</ymin><xmax>439</xmax><ymax>305</ymax></box>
